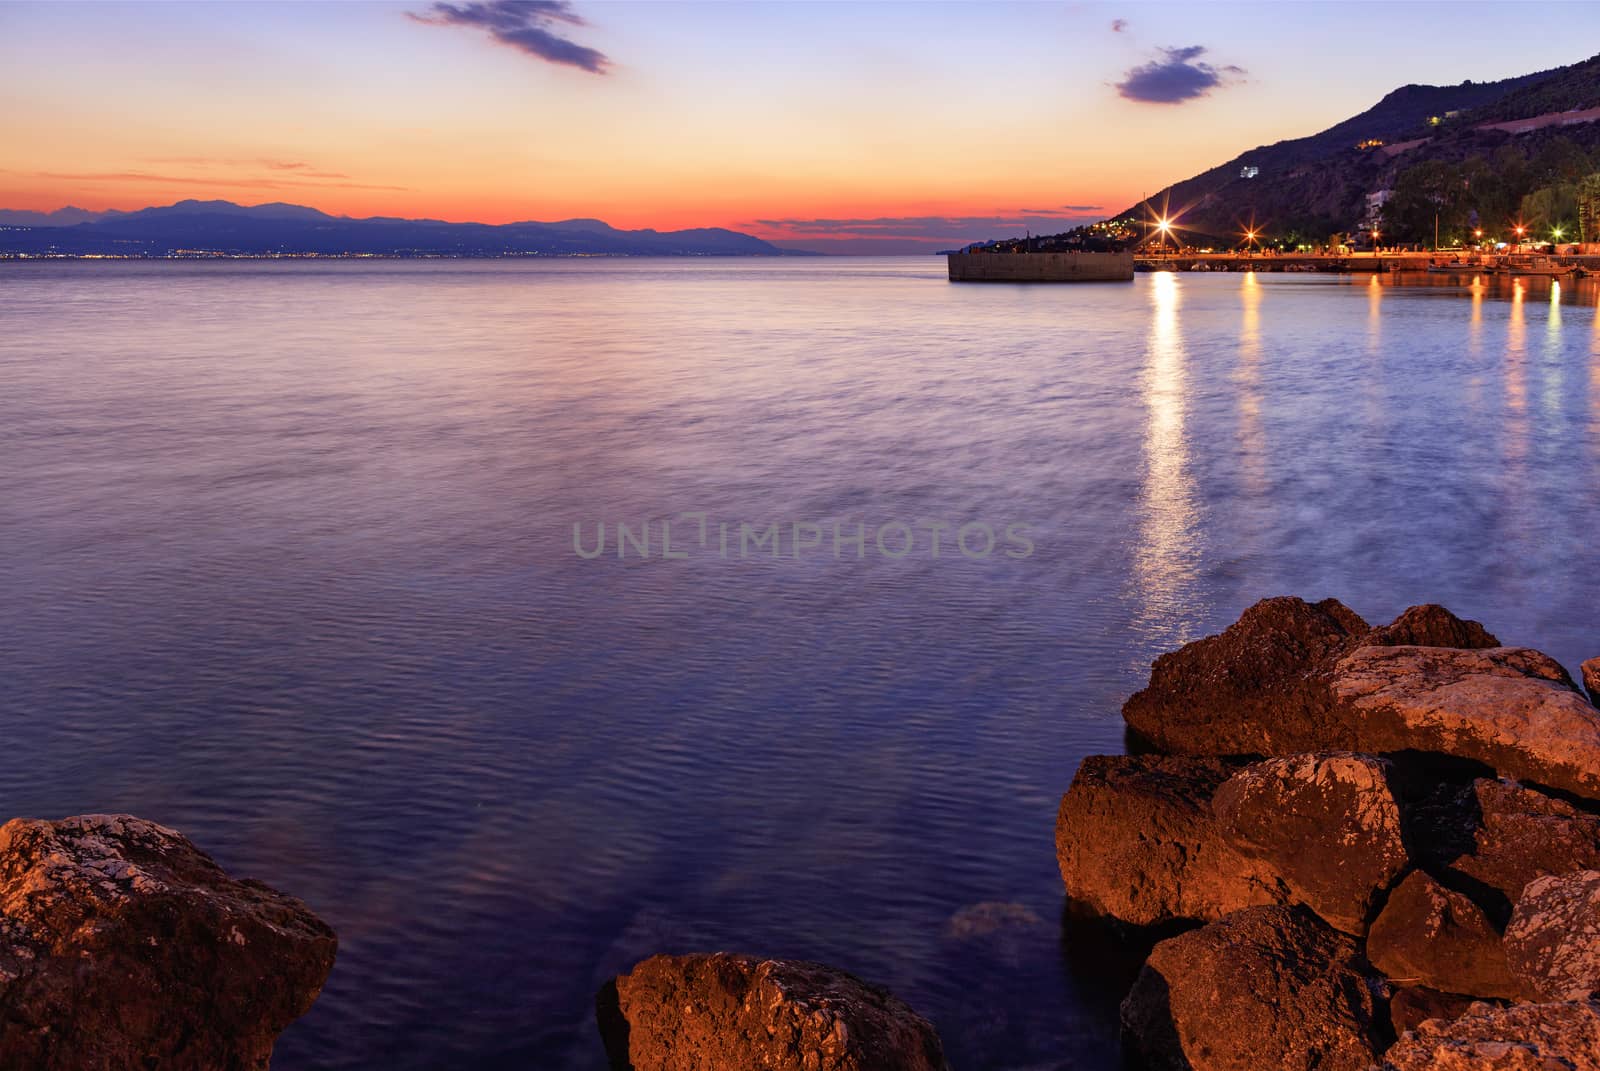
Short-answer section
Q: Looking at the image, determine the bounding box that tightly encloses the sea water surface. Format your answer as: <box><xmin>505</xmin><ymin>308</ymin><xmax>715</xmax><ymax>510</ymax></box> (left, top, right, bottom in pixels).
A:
<box><xmin>2</xmin><ymin>259</ymin><xmax>1598</xmax><ymax>1069</ymax></box>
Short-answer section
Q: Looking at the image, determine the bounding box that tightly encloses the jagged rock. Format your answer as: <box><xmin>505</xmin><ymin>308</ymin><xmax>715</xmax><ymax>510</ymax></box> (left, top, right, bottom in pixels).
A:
<box><xmin>1383</xmin><ymin>1000</ymin><xmax>1600</xmax><ymax>1071</ymax></box>
<box><xmin>1212</xmin><ymin>753</ymin><xmax>1408</xmax><ymax>933</ymax></box>
<box><xmin>595</xmin><ymin>953</ymin><xmax>950</xmax><ymax>1071</ymax></box>
<box><xmin>1367</xmin><ymin>871</ymin><xmax>1519</xmax><ymax>1000</ymax></box>
<box><xmin>1331</xmin><ymin>646</ymin><xmax>1600</xmax><ymax>801</ymax></box>
<box><xmin>1444</xmin><ymin>779</ymin><xmax>1600</xmax><ymax>923</ymax></box>
<box><xmin>1505</xmin><ymin>871</ymin><xmax>1600</xmax><ymax>1002</ymax></box>
<box><xmin>1119</xmin><ymin>906</ymin><xmax>1389</xmax><ymax>1071</ymax></box>
<box><xmin>1055</xmin><ymin>755</ymin><xmax>1285</xmax><ymax>927</ymax></box>
<box><xmin>0</xmin><ymin>814</ymin><xmax>336</xmax><ymax>1071</ymax></box>
<box><xmin>1367</xmin><ymin>605</ymin><xmax>1500</xmax><ymax>650</ymax></box>
<box><xmin>1122</xmin><ymin>596</ymin><xmax>1370</xmax><ymax>754</ymax></box>
<box><xmin>1388</xmin><ymin>987</ymin><xmax>1490</xmax><ymax>1036</ymax></box>
<box><xmin>1584</xmin><ymin>657</ymin><xmax>1600</xmax><ymax>707</ymax></box>
<box><xmin>1121</xmin><ymin>598</ymin><xmax>1506</xmax><ymax>756</ymax></box>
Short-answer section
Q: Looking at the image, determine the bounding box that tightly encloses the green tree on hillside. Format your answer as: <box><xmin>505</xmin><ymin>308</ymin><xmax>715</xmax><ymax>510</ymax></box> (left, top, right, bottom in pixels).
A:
<box><xmin>1383</xmin><ymin>160</ymin><xmax>1470</xmax><ymax>244</ymax></box>
<box><xmin>1580</xmin><ymin>173</ymin><xmax>1600</xmax><ymax>242</ymax></box>
<box><xmin>1520</xmin><ymin>184</ymin><xmax>1580</xmax><ymax>241</ymax></box>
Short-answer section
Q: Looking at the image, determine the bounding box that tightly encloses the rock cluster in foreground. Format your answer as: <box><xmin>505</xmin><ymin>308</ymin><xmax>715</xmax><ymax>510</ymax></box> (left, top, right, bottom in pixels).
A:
<box><xmin>0</xmin><ymin>814</ymin><xmax>337</xmax><ymax>1070</ymax></box>
<box><xmin>1062</xmin><ymin>598</ymin><xmax>1600</xmax><ymax>1071</ymax></box>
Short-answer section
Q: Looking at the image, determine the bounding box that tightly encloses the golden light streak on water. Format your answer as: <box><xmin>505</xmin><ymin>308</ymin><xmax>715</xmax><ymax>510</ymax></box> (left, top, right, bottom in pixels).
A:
<box><xmin>1544</xmin><ymin>281</ymin><xmax>1565</xmax><ymax>419</ymax></box>
<box><xmin>1466</xmin><ymin>279</ymin><xmax>1485</xmax><ymax>409</ymax></box>
<box><xmin>1237</xmin><ymin>270</ymin><xmax>1267</xmax><ymax>496</ymax></box>
<box><xmin>1506</xmin><ymin>278</ymin><xmax>1528</xmax><ymax>467</ymax></box>
<box><xmin>1591</xmin><ymin>288</ymin><xmax>1600</xmax><ymax>450</ymax></box>
<box><xmin>1133</xmin><ymin>270</ymin><xmax>1200</xmax><ymax>643</ymax></box>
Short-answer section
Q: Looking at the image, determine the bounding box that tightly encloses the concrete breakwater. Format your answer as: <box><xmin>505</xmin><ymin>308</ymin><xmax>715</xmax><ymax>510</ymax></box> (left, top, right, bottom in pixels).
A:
<box><xmin>947</xmin><ymin>250</ymin><xmax>1135</xmax><ymax>282</ymax></box>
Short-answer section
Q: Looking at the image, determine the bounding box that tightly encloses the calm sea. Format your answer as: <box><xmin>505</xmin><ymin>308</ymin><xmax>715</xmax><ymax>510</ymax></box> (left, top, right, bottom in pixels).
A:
<box><xmin>2</xmin><ymin>259</ymin><xmax>1597</xmax><ymax>1069</ymax></box>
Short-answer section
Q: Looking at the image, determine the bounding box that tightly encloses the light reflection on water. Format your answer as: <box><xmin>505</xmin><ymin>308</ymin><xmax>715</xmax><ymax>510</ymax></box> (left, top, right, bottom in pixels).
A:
<box><xmin>1133</xmin><ymin>271</ymin><xmax>1200</xmax><ymax>649</ymax></box>
<box><xmin>1</xmin><ymin>259</ymin><xmax>1598</xmax><ymax>1070</ymax></box>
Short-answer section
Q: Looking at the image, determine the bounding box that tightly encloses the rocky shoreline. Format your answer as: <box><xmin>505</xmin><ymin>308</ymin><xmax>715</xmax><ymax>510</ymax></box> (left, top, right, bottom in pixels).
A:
<box><xmin>2</xmin><ymin>597</ymin><xmax>1596</xmax><ymax>1068</ymax></box>
<box><xmin>598</xmin><ymin>598</ymin><xmax>1600</xmax><ymax>1070</ymax></box>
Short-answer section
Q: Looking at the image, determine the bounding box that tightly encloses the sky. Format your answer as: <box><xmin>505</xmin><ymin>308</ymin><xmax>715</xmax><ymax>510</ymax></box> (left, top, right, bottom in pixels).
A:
<box><xmin>3</xmin><ymin>1</ymin><xmax>1600</xmax><ymax>253</ymax></box>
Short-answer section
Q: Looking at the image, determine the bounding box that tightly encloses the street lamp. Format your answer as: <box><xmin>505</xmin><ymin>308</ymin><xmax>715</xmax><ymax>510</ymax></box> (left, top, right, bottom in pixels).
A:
<box><xmin>1154</xmin><ymin>218</ymin><xmax>1173</xmax><ymax>254</ymax></box>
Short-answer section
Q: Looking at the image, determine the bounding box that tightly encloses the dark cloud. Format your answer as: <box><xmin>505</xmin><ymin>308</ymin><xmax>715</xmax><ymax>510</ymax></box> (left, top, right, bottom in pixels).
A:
<box><xmin>1116</xmin><ymin>45</ymin><xmax>1243</xmax><ymax>104</ymax></box>
<box><xmin>1019</xmin><ymin>205</ymin><xmax>1103</xmax><ymax>215</ymax></box>
<box><xmin>1111</xmin><ymin>18</ymin><xmax>1128</xmax><ymax>33</ymax></box>
<box><xmin>409</xmin><ymin>1</ymin><xmax>609</xmax><ymax>74</ymax></box>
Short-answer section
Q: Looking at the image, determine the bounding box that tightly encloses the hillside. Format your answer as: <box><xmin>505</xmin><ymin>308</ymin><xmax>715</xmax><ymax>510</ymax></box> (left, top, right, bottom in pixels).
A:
<box><xmin>1111</xmin><ymin>52</ymin><xmax>1600</xmax><ymax>243</ymax></box>
<box><xmin>0</xmin><ymin>200</ymin><xmax>791</xmax><ymax>257</ymax></box>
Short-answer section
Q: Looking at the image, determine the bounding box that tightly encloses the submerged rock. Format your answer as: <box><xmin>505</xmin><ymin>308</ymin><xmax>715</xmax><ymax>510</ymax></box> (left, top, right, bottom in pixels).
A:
<box><xmin>1054</xmin><ymin>755</ymin><xmax>1284</xmax><ymax>927</ymax></box>
<box><xmin>1505</xmin><ymin>871</ymin><xmax>1600</xmax><ymax>1002</ymax></box>
<box><xmin>1383</xmin><ymin>999</ymin><xmax>1600</xmax><ymax>1071</ymax></box>
<box><xmin>1331</xmin><ymin>645</ymin><xmax>1600</xmax><ymax>802</ymax></box>
<box><xmin>1119</xmin><ymin>905</ymin><xmax>1389</xmax><ymax>1071</ymax></box>
<box><xmin>595</xmin><ymin>952</ymin><xmax>950</xmax><ymax>1071</ymax></box>
<box><xmin>1367</xmin><ymin>871</ymin><xmax>1519</xmax><ymax>1000</ymax></box>
<box><xmin>1212</xmin><ymin>752</ymin><xmax>1409</xmax><ymax>933</ymax></box>
<box><xmin>0</xmin><ymin>814</ymin><xmax>336</xmax><ymax>1071</ymax></box>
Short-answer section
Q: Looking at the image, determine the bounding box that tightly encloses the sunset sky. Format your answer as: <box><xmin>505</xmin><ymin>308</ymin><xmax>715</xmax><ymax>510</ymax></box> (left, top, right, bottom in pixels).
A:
<box><xmin>3</xmin><ymin>1</ymin><xmax>1600</xmax><ymax>252</ymax></box>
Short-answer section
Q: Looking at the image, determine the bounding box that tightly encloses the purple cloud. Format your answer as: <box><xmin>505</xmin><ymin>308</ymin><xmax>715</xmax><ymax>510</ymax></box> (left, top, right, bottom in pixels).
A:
<box><xmin>409</xmin><ymin>1</ymin><xmax>609</xmax><ymax>74</ymax></box>
<box><xmin>1116</xmin><ymin>45</ymin><xmax>1243</xmax><ymax>104</ymax></box>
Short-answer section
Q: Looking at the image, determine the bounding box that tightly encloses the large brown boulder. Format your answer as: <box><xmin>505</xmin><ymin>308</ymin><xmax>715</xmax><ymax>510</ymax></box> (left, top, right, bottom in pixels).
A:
<box><xmin>1388</xmin><ymin>987</ymin><xmax>1492</xmax><ymax>1037</ymax></box>
<box><xmin>1366</xmin><ymin>605</ymin><xmax>1500</xmax><ymax>650</ymax></box>
<box><xmin>1367</xmin><ymin>871</ymin><xmax>1519</xmax><ymax>1000</ymax></box>
<box><xmin>1444</xmin><ymin>779</ymin><xmax>1600</xmax><ymax>923</ymax></box>
<box><xmin>1383</xmin><ymin>999</ymin><xmax>1600</xmax><ymax>1071</ymax></box>
<box><xmin>0</xmin><ymin>814</ymin><xmax>336</xmax><ymax>1071</ymax></box>
<box><xmin>595</xmin><ymin>953</ymin><xmax>950</xmax><ymax>1071</ymax></box>
<box><xmin>1505</xmin><ymin>871</ymin><xmax>1600</xmax><ymax>1002</ymax></box>
<box><xmin>1055</xmin><ymin>755</ymin><xmax>1285</xmax><ymax>927</ymax></box>
<box><xmin>1119</xmin><ymin>906</ymin><xmax>1389</xmax><ymax>1071</ymax></box>
<box><xmin>1122</xmin><ymin>596</ymin><xmax>1370</xmax><ymax>754</ymax></box>
<box><xmin>1584</xmin><ymin>657</ymin><xmax>1600</xmax><ymax>707</ymax></box>
<box><xmin>1331</xmin><ymin>645</ymin><xmax>1600</xmax><ymax>801</ymax></box>
<box><xmin>1121</xmin><ymin>599</ymin><xmax>1504</xmax><ymax>757</ymax></box>
<box><xmin>1212</xmin><ymin>753</ymin><xmax>1409</xmax><ymax>933</ymax></box>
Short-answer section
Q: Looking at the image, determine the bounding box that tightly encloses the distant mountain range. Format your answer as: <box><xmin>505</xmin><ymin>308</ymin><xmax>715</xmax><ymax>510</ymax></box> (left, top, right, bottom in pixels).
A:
<box><xmin>1116</xmin><ymin>52</ymin><xmax>1600</xmax><ymax>241</ymax></box>
<box><xmin>0</xmin><ymin>200</ymin><xmax>794</xmax><ymax>257</ymax></box>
